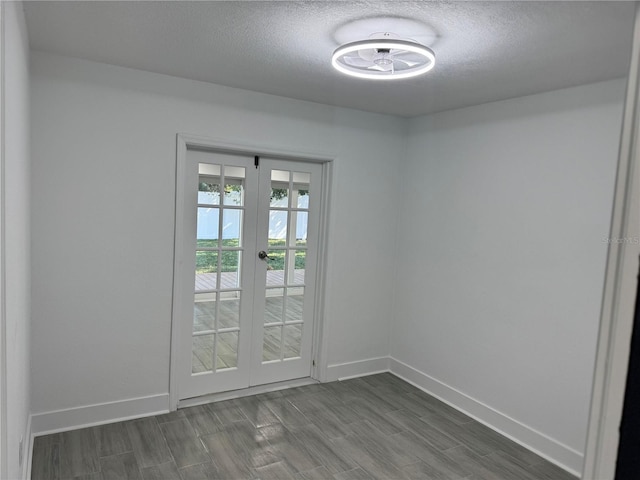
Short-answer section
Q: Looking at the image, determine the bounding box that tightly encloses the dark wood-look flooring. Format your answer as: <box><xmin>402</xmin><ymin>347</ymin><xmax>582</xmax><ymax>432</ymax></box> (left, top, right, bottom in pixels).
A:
<box><xmin>31</xmin><ymin>374</ymin><xmax>576</xmax><ymax>480</ymax></box>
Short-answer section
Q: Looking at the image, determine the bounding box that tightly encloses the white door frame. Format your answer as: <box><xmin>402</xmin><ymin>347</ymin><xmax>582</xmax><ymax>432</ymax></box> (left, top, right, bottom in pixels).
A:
<box><xmin>0</xmin><ymin>3</ymin><xmax>6</xmax><ymax>477</ymax></box>
<box><xmin>169</xmin><ymin>134</ymin><xmax>334</xmax><ymax>410</ymax></box>
<box><xmin>582</xmin><ymin>3</ymin><xmax>640</xmax><ymax>479</ymax></box>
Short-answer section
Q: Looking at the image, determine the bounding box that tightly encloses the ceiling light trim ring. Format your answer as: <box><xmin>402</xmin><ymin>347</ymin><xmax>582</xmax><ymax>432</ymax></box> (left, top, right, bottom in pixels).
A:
<box><xmin>332</xmin><ymin>38</ymin><xmax>435</xmax><ymax>80</ymax></box>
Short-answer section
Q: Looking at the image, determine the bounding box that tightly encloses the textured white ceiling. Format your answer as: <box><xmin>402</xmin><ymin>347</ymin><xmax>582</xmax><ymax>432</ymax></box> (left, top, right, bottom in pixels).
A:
<box><xmin>24</xmin><ymin>1</ymin><xmax>635</xmax><ymax>117</ymax></box>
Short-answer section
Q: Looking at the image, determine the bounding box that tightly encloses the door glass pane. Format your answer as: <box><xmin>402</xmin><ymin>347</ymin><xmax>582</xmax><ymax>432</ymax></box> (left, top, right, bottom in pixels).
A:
<box><xmin>220</xmin><ymin>251</ymin><xmax>241</xmax><ymax>288</ymax></box>
<box><xmin>222</xmin><ymin>209</ymin><xmax>242</xmax><ymax>246</ymax></box>
<box><xmin>269</xmin><ymin>210</ymin><xmax>287</xmax><ymax>243</ymax></box>
<box><xmin>266</xmin><ymin>249</ymin><xmax>286</xmax><ymax>286</ymax></box>
<box><xmin>270</xmin><ymin>188</ymin><xmax>289</xmax><ymax>207</ymax></box>
<box><xmin>292</xmin><ymin>250</ymin><xmax>305</xmax><ymax>285</ymax></box>
<box><xmin>195</xmin><ymin>251</ymin><xmax>218</xmax><ymax>291</ymax></box>
<box><xmin>292</xmin><ymin>172</ymin><xmax>310</xmax><ymax>184</ymax></box>
<box><xmin>265</xmin><ymin>288</ymin><xmax>284</xmax><ymax>324</ymax></box>
<box><xmin>223</xmin><ymin>166</ymin><xmax>245</xmax><ymax>206</ymax></box>
<box><xmin>296</xmin><ymin>191</ymin><xmax>309</xmax><ymax>209</ymax></box>
<box><xmin>198</xmin><ymin>182</ymin><xmax>220</xmax><ymax>206</ymax></box>
<box><xmin>199</xmin><ymin>163</ymin><xmax>221</xmax><ymax>176</ymax></box>
<box><xmin>272</xmin><ymin>170</ymin><xmax>290</xmax><ymax>182</ymax></box>
<box><xmin>271</xmin><ymin>170</ymin><xmax>290</xmax><ymax>207</ymax></box>
<box><xmin>294</xmin><ymin>212</ymin><xmax>308</xmax><ymax>246</ymax></box>
<box><xmin>225</xmin><ymin>165</ymin><xmax>245</xmax><ymax>179</ymax></box>
<box><xmin>283</xmin><ymin>325</ymin><xmax>302</xmax><ymax>359</ymax></box>
<box><xmin>217</xmin><ymin>331</ymin><xmax>239</xmax><ymax>369</ymax></box>
<box><xmin>285</xmin><ymin>288</ymin><xmax>304</xmax><ymax>323</ymax></box>
<box><xmin>198</xmin><ymin>164</ymin><xmax>221</xmax><ymax>206</ymax></box>
<box><xmin>192</xmin><ymin>334</ymin><xmax>215</xmax><ymax>374</ymax></box>
<box><xmin>223</xmin><ymin>187</ymin><xmax>243</xmax><ymax>206</ymax></box>
<box><xmin>263</xmin><ymin>326</ymin><xmax>282</xmax><ymax>362</ymax></box>
<box><xmin>293</xmin><ymin>172</ymin><xmax>311</xmax><ymax>208</ymax></box>
<box><xmin>197</xmin><ymin>207</ymin><xmax>219</xmax><ymax>247</ymax></box>
<box><xmin>218</xmin><ymin>292</ymin><xmax>240</xmax><ymax>329</ymax></box>
<box><xmin>194</xmin><ymin>295</ymin><xmax>216</xmax><ymax>332</ymax></box>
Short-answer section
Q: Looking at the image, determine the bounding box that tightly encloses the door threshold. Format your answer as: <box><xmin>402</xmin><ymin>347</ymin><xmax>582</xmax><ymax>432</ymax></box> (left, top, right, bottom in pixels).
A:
<box><xmin>177</xmin><ymin>377</ymin><xmax>319</xmax><ymax>409</ymax></box>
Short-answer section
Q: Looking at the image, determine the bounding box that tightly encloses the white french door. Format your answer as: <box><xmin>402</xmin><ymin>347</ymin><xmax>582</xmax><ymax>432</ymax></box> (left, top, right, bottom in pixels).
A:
<box><xmin>175</xmin><ymin>148</ymin><xmax>322</xmax><ymax>401</ymax></box>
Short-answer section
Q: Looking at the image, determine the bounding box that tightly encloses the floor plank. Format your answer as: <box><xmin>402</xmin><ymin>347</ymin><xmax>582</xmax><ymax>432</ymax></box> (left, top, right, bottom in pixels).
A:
<box><xmin>443</xmin><ymin>445</ymin><xmax>541</xmax><ymax>480</ymax></box>
<box><xmin>224</xmin><ymin>420</ymin><xmax>279</xmax><ymax>468</ymax></box>
<box><xmin>387</xmin><ymin>409</ymin><xmax>461</xmax><ymax>451</ymax></box>
<box><xmin>390</xmin><ymin>430</ymin><xmax>471</xmax><ymax>479</ymax></box>
<box><xmin>208</xmin><ymin>398</ymin><xmax>247</xmax><ymax>425</ymax></box>
<box><xmin>347</xmin><ymin>420</ymin><xmax>417</xmax><ymax>468</ymax></box>
<box><xmin>199</xmin><ymin>429</ymin><xmax>253</xmax><ymax>479</ymax></box>
<box><xmin>158</xmin><ymin>418</ymin><xmax>210</xmax><ymax>468</ymax></box>
<box><xmin>253</xmin><ymin>461</ymin><xmax>297</xmax><ymax>480</ymax></box>
<box><xmin>234</xmin><ymin>395</ymin><xmax>281</xmax><ymax>429</ymax></box>
<box><xmin>259</xmin><ymin>423</ymin><xmax>321</xmax><ymax>472</ymax></box>
<box><xmin>139</xmin><ymin>461</ymin><xmax>180</xmax><ymax>480</ymax></box>
<box><xmin>262</xmin><ymin>397</ymin><xmax>311</xmax><ymax>429</ymax></box>
<box><xmin>125</xmin><ymin>418</ymin><xmax>173</xmax><ymax>469</ymax></box>
<box><xmin>528</xmin><ymin>459</ymin><xmax>577</xmax><ymax>480</ymax></box>
<box><xmin>94</xmin><ymin>423</ymin><xmax>133</xmax><ymax>458</ymax></box>
<box><xmin>302</xmin><ymin>407</ymin><xmax>354</xmax><ymax>440</ymax></box>
<box><xmin>401</xmin><ymin>460</ymin><xmax>468</xmax><ymax>480</ymax></box>
<box><xmin>99</xmin><ymin>452</ymin><xmax>141</xmax><ymax>480</ymax></box>
<box><xmin>31</xmin><ymin>437</ymin><xmax>60</xmax><ymax>480</ymax></box>
<box><xmin>330</xmin><ymin>434</ymin><xmax>406</xmax><ymax>480</ymax></box>
<box><xmin>295</xmin><ymin>466</ymin><xmax>333</xmax><ymax>480</ymax></box>
<box><xmin>183</xmin><ymin>404</ymin><xmax>225</xmax><ymax>437</ymax></box>
<box><xmin>59</xmin><ymin>427</ymin><xmax>101</xmax><ymax>478</ymax></box>
<box><xmin>290</xmin><ymin>424</ymin><xmax>357</xmax><ymax>475</ymax></box>
<box><xmin>178</xmin><ymin>461</ymin><xmax>221</xmax><ymax>480</ymax></box>
<box><xmin>333</xmin><ymin>467</ymin><xmax>380</xmax><ymax>480</ymax></box>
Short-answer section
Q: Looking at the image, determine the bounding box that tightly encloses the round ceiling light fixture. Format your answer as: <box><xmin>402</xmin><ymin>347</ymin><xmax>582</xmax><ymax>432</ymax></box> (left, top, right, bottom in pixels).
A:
<box><xmin>331</xmin><ymin>32</ymin><xmax>435</xmax><ymax>80</ymax></box>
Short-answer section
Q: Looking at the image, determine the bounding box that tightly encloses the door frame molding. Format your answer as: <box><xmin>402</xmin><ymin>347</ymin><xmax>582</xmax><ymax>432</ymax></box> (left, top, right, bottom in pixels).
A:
<box><xmin>582</xmin><ymin>4</ymin><xmax>640</xmax><ymax>478</ymax></box>
<box><xmin>170</xmin><ymin>133</ymin><xmax>334</xmax><ymax>410</ymax></box>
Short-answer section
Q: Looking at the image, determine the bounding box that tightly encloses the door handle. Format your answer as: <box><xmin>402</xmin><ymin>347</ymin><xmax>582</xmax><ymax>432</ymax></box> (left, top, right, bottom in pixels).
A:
<box><xmin>258</xmin><ymin>250</ymin><xmax>270</xmax><ymax>260</ymax></box>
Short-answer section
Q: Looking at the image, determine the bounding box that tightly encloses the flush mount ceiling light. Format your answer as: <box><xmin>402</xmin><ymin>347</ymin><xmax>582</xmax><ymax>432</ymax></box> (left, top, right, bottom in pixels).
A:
<box><xmin>332</xmin><ymin>32</ymin><xmax>435</xmax><ymax>80</ymax></box>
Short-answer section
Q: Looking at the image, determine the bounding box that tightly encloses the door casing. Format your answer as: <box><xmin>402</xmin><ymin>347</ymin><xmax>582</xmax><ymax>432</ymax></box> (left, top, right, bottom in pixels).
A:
<box><xmin>170</xmin><ymin>134</ymin><xmax>333</xmax><ymax>410</ymax></box>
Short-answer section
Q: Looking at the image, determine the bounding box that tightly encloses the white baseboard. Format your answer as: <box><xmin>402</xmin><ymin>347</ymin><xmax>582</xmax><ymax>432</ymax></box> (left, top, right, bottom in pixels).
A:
<box><xmin>30</xmin><ymin>394</ymin><xmax>170</xmax><ymax>437</ymax></box>
<box><xmin>325</xmin><ymin>356</ymin><xmax>390</xmax><ymax>381</ymax></box>
<box><xmin>389</xmin><ymin>357</ymin><xmax>583</xmax><ymax>477</ymax></box>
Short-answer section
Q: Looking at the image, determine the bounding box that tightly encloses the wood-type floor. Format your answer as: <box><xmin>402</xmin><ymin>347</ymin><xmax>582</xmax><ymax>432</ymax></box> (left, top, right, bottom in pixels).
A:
<box><xmin>30</xmin><ymin>373</ymin><xmax>576</xmax><ymax>480</ymax></box>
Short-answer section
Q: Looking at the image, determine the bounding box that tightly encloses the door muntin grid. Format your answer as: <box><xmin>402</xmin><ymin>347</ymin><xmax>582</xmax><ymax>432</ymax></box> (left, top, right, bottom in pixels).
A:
<box><xmin>262</xmin><ymin>170</ymin><xmax>310</xmax><ymax>363</ymax></box>
<box><xmin>192</xmin><ymin>163</ymin><xmax>246</xmax><ymax>374</ymax></box>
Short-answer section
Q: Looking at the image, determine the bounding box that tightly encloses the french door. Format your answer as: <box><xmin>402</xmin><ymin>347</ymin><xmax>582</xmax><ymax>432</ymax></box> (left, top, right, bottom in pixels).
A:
<box><xmin>175</xmin><ymin>148</ymin><xmax>322</xmax><ymax>401</ymax></box>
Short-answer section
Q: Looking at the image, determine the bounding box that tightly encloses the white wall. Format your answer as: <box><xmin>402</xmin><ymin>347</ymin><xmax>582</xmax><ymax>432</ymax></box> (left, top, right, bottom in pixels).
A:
<box><xmin>30</xmin><ymin>52</ymin><xmax>403</xmax><ymax>417</ymax></box>
<box><xmin>2</xmin><ymin>2</ymin><xmax>31</xmax><ymax>478</ymax></box>
<box><xmin>391</xmin><ymin>79</ymin><xmax>625</xmax><ymax>473</ymax></box>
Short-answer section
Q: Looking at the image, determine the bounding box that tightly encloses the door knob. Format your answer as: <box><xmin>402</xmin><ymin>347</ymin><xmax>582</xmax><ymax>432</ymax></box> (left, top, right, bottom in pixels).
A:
<box><xmin>258</xmin><ymin>251</ymin><xmax>270</xmax><ymax>260</ymax></box>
